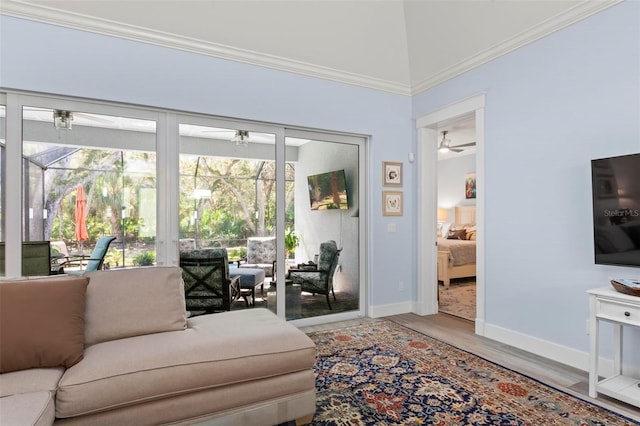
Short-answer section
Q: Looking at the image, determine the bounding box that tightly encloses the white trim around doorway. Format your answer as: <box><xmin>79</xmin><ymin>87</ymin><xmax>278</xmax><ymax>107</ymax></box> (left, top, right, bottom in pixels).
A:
<box><xmin>415</xmin><ymin>93</ymin><xmax>486</xmax><ymax>336</ymax></box>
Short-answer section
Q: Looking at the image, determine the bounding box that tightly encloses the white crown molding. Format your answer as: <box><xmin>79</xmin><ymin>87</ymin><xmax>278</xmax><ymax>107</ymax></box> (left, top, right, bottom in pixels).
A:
<box><xmin>1</xmin><ymin>0</ymin><xmax>622</xmax><ymax>97</ymax></box>
<box><xmin>0</xmin><ymin>0</ymin><xmax>413</xmax><ymax>96</ymax></box>
<box><xmin>411</xmin><ymin>0</ymin><xmax>623</xmax><ymax>95</ymax></box>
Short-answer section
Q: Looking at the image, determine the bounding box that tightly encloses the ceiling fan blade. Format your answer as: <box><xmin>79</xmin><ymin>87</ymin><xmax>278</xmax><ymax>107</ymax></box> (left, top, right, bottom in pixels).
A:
<box><xmin>450</xmin><ymin>147</ymin><xmax>464</xmax><ymax>153</ymax></box>
<box><xmin>454</xmin><ymin>142</ymin><xmax>476</xmax><ymax>148</ymax></box>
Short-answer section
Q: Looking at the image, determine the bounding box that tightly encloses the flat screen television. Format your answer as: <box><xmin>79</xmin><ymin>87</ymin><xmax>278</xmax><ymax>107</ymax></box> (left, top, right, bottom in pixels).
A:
<box><xmin>591</xmin><ymin>153</ymin><xmax>640</xmax><ymax>267</ymax></box>
<box><xmin>307</xmin><ymin>169</ymin><xmax>349</xmax><ymax>210</ymax></box>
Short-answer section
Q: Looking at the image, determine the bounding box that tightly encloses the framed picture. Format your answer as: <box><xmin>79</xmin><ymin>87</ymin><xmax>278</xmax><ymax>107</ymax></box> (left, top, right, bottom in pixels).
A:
<box><xmin>383</xmin><ymin>161</ymin><xmax>402</xmax><ymax>187</ymax></box>
<box><xmin>383</xmin><ymin>191</ymin><xmax>403</xmax><ymax>216</ymax></box>
<box><xmin>595</xmin><ymin>174</ymin><xmax>617</xmax><ymax>198</ymax></box>
<box><xmin>465</xmin><ymin>173</ymin><xmax>476</xmax><ymax>199</ymax></box>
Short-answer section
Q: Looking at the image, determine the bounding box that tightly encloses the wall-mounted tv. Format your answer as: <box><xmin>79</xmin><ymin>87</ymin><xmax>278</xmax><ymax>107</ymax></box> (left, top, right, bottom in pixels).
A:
<box><xmin>591</xmin><ymin>153</ymin><xmax>640</xmax><ymax>267</ymax></box>
<box><xmin>307</xmin><ymin>169</ymin><xmax>349</xmax><ymax>210</ymax></box>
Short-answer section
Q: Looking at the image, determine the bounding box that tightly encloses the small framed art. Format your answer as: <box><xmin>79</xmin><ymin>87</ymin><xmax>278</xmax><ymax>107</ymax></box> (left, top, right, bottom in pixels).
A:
<box><xmin>465</xmin><ymin>173</ymin><xmax>476</xmax><ymax>199</ymax></box>
<box><xmin>383</xmin><ymin>191</ymin><xmax>403</xmax><ymax>216</ymax></box>
<box><xmin>383</xmin><ymin>161</ymin><xmax>402</xmax><ymax>187</ymax></box>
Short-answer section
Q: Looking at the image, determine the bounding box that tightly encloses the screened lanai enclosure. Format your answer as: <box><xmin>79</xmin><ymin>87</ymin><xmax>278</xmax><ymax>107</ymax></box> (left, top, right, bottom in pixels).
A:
<box><xmin>7</xmin><ymin>107</ymin><xmax>294</xmax><ymax>271</ymax></box>
<box><xmin>1</xmin><ymin>97</ymin><xmax>363</xmax><ymax>322</ymax></box>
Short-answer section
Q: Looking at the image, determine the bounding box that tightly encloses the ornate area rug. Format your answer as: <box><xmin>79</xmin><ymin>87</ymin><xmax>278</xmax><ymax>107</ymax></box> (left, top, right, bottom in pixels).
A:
<box><xmin>307</xmin><ymin>321</ymin><xmax>638</xmax><ymax>425</ymax></box>
<box><xmin>438</xmin><ymin>280</ymin><xmax>475</xmax><ymax>321</ymax></box>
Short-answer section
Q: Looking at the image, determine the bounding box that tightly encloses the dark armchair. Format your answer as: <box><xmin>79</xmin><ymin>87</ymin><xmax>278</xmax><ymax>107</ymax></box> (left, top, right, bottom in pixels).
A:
<box><xmin>180</xmin><ymin>248</ymin><xmax>240</xmax><ymax>315</ymax></box>
<box><xmin>288</xmin><ymin>240</ymin><xmax>342</xmax><ymax>309</ymax></box>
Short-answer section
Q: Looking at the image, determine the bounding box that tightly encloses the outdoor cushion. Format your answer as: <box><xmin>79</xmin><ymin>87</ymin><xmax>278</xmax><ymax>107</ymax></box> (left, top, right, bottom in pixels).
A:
<box><xmin>84</xmin><ymin>267</ymin><xmax>187</xmax><ymax>346</ymax></box>
<box><xmin>0</xmin><ymin>276</ymin><xmax>89</xmax><ymax>373</ymax></box>
<box><xmin>229</xmin><ymin>266</ymin><xmax>265</xmax><ymax>289</ymax></box>
<box><xmin>56</xmin><ymin>308</ymin><xmax>315</xmax><ymax>418</ymax></box>
<box><xmin>245</xmin><ymin>237</ymin><xmax>276</xmax><ymax>264</ymax></box>
<box><xmin>240</xmin><ymin>237</ymin><xmax>276</xmax><ymax>277</ymax></box>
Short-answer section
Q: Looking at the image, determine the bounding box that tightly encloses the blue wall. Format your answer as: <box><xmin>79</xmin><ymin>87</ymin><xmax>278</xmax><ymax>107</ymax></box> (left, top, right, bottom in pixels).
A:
<box><xmin>0</xmin><ymin>14</ymin><xmax>415</xmax><ymax>310</ymax></box>
<box><xmin>414</xmin><ymin>0</ymin><xmax>640</xmax><ymax>356</ymax></box>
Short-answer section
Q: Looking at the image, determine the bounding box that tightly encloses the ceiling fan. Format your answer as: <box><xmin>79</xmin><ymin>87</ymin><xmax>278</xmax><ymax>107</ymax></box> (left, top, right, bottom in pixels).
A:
<box><xmin>200</xmin><ymin>128</ymin><xmax>250</xmax><ymax>146</ymax></box>
<box><xmin>438</xmin><ymin>130</ymin><xmax>476</xmax><ymax>153</ymax></box>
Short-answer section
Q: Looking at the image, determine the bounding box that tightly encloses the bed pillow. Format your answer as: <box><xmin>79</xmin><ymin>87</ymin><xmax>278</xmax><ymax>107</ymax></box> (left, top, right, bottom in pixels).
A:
<box><xmin>440</xmin><ymin>222</ymin><xmax>452</xmax><ymax>238</ymax></box>
<box><xmin>0</xmin><ymin>276</ymin><xmax>89</xmax><ymax>373</ymax></box>
<box><xmin>464</xmin><ymin>225</ymin><xmax>477</xmax><ymax>240</ymax></box>
<box><xmin>595</xmin><ymin>226</ymin><xmax>636</xmax><ymax>253</ymax></box>
<box><xmin>447</xmin><ymin>228</ymin><xmax>467</xmax><ymax>240</ymax></box>
<box><xmin>621</xmin><ymin>222</ymin><xmax>640</xmax><ymax>247</ymax></box>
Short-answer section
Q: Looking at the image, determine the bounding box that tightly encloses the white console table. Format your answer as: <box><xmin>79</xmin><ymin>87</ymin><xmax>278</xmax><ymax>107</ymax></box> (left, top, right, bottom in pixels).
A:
<box><xmin>588</xmin><ymin>286</ymin><xmax>640</xmax><ymax>408</ymax></box>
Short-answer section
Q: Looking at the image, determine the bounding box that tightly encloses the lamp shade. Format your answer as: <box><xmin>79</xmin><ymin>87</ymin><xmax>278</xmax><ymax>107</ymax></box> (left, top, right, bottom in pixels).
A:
<box><xmin>437</xmin><ymin>208</ymin><xmax>448</xmax><ymax>222</ymax></box>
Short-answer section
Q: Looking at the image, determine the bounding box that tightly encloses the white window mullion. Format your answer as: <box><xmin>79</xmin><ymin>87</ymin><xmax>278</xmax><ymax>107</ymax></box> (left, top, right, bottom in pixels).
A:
<box><xmin>155</xmin><ymin>111</ymin><xmax>180</xmax><ymax>266</ymax></box>
<box><xmin>5</xmin><ymin>93</ymin><xmax>23</xmax><ymax>277</ymax></box>
<box><xmin>275</xmin><ymin>127</ymin><xmax>286</xmax><ymax>318</ymax></box>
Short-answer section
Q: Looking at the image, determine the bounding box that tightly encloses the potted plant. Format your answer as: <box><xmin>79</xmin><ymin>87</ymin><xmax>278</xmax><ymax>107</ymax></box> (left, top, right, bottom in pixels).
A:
<box><xmin>284</xmin><ymin>227</ymin><xmax>300</xmax><ymax>260</ymax></box>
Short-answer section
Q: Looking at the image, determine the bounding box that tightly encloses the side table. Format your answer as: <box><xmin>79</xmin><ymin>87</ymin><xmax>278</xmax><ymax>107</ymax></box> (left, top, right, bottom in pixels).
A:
<box><xmin>588</xmin><ymin>286</ymin><xmax>640</xmax><ymax>408</ymax></box>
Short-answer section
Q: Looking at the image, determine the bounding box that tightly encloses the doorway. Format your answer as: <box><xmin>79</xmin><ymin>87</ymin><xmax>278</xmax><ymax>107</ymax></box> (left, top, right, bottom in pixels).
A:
<box><xmin>415</xmin><ymin>94</ymin><xmax>486</xmax><ymax>336</ymax></box>
<box><xmin>435</xmin><ymin>116</ymin><xmax>477</xmax><ymax>322</ymax></box>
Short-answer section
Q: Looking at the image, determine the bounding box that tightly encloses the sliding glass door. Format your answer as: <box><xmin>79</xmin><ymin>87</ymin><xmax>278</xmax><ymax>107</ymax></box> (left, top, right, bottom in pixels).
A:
<box><xmin>284</xmin><ymin>131</ymin><xmax>362</xmax><ymax>320</ymax></box>
<box><xmin>177</xmin><ymin>118</ymin><xmax>279</xmax><ymax>315</ymax></box>
<box><xmin>2</xmin><ymin>92</ymin><xmax>366</xmax><ymax>322</ymax></box>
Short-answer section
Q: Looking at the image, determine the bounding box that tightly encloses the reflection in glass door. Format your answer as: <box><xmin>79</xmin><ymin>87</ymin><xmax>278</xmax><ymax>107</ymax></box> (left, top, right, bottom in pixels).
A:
<box><xmin>284</xmin><ymin>134</ymin><xmax>360</xmax><ymax>319</ymax></box>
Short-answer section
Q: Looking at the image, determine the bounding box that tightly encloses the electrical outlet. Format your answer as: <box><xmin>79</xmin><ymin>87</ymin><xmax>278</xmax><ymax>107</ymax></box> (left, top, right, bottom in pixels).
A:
<box><xmin>399</xmin><ymin>281</ymin><xmax>405</xmax><ymax>291</ymax></box>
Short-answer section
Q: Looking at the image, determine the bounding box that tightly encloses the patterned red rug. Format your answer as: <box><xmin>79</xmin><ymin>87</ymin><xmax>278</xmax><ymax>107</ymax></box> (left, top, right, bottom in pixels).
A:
<box><xmin>307</xmin><ymin>320</ymin><xmax>638</xmax><ymax>425</ymax></box>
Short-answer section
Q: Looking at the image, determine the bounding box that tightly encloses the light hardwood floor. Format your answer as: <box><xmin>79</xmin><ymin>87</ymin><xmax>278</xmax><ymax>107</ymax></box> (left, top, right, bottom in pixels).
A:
<box><xmin>301</xmin><ymin>313</ymin><xmax>640</xmax><ymax>422</ymax></box>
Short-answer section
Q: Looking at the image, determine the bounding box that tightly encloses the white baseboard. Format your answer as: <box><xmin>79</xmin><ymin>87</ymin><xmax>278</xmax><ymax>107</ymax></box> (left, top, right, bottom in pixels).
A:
<box><xmin>484</xmin><ymin>322</ymin><xmax>640</xmax><ymax>378</ymax></box>
<box><xmin>368</xmin><ymin>304</ymin><xmax>640</xmax><ymax>379</ymax></box>
<box><xmin>484</xmin><ymin>323</ymin><xmax>589</xmax><ymax>371</ymax></box>
<box><xmin>368</xmin><ymin>301</ymin><xmax>415</xmax><ymax>318</ymax></box>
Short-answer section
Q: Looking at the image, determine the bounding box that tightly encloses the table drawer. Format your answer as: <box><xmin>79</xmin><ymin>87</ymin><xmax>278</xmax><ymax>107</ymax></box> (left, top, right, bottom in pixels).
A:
<box><xmin>598</xmin><ymin>299</ymin><xmax>640</xmax><ymax>325</ymax></box>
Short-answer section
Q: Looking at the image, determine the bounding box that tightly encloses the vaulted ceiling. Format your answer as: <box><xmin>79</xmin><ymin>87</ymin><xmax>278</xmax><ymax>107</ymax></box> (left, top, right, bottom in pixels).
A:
<box><xmin>1</xmin><ymin>0</ymin><xmax>619</xmax><ymax>95</ymax></box>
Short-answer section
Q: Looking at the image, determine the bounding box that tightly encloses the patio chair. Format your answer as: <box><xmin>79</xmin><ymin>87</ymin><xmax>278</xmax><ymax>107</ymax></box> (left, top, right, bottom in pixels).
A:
<box><xmin>180</xmin><ymin>248</ymin><xmax>241</xmax><ymax>315</ymax></box>
<box><xmin>239</xmin><ymin>236</ymin><xmax>276</xmax><ymax>278</ymax></box>
<box><xmin>288</xmin><ymin>240</ymin><xmax>342</xmax><ymax>310</ymax></box>
<box><xmin>65</xmin><ymin>236</ymin><xmax>117</xmax><ymax>275</ymax></box>
<box><xmin>50</xmin><ymin>240</ymin><xmax>84</xmax><ymax>273</ymax></box>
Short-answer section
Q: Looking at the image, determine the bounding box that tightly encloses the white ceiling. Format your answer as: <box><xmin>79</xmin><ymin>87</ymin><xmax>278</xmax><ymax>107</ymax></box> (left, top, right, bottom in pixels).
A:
<box><xmin>1</xmin><ymin>0</ymin><xmax>619</xmax><ymax>96</ymax></box>
<box><xmin>0</xmin><ymin>0</ymin><xmax>619</xmax><ymax>157</ymax></box>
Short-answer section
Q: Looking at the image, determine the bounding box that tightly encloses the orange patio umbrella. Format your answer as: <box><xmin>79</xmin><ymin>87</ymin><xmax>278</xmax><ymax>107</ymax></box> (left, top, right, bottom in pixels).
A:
<box><xmin>74</xmin><ymin>184</ymin><xmax>89</xmax><ymax>244</ymax></box>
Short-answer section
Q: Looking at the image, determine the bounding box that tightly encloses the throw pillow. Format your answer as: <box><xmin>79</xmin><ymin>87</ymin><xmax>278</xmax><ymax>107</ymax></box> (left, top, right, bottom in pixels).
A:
<box><xmin>0</xmin><ymin>276</ymin><xmax>89</xmax><ymax>373</ymax></box>
<box><xmin>447</xmin><ymin>229</ymin><xmax>467</xmax><ymax>240</ymax></box>
<box><xmin>84</xmin><ymin>266</ymin><xmax>187</xmax><ymax>346</ymax></box>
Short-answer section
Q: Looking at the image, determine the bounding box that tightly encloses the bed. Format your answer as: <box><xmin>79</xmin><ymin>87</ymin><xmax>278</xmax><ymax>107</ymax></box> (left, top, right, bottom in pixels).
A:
<box><xmin>437</xmin><ymin>206</ymin><xmax>476</xmax><ymax>289</ymax></box>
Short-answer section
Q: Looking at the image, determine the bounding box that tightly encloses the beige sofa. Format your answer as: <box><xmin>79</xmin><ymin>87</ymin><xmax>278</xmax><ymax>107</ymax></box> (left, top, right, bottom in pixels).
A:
<box><xmin>0</xmin><ymin>267</ymin><xmax>316</xmax><ymax>426</ymax></box>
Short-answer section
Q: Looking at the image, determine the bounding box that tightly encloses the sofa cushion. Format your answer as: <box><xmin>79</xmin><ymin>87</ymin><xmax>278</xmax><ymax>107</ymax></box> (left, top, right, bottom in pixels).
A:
<box><xmin>56</xmin><ymin>308</ymin><xmax>315</xmax><ymax>418</ymax></box>
<box><xmin>0</xmin><ymin>391</ymin><xmax>55</xmax><ymax>426</ymax></box>
<box><xmin>84</xmin><ymin>266</ymin><xmax>187</xmax><ymax>346</ymax></box>
<box><xmin>0</xmin><ymin>367</ymin><xmax>64</xmax><ymax>397</ymax></box>
<box><xmin>0</xmin><ymin>276</ymin><xmax>89</xmax><ymax>373</ymax></box>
